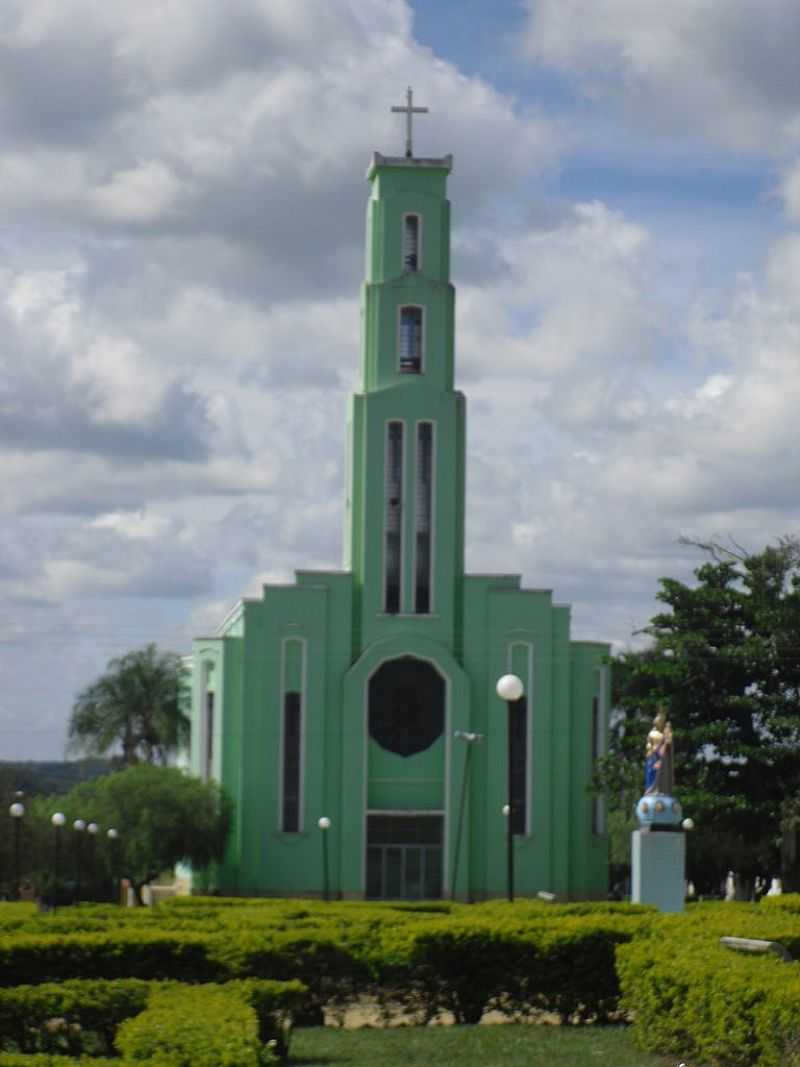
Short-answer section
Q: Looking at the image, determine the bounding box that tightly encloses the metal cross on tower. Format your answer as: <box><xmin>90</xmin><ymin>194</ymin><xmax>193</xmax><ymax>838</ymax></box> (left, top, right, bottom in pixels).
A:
<box><xmin>391</xmin><ymin>87</ymin><xmax>429</xmax><ymax>158</ymax></box>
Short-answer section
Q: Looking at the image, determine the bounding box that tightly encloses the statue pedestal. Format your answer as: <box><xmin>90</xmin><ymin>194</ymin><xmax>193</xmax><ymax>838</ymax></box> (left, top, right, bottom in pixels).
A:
<box><xmin>631</xmin><ymin>829</ymin><xmax>685</xmax><ymax>913</ymax></box>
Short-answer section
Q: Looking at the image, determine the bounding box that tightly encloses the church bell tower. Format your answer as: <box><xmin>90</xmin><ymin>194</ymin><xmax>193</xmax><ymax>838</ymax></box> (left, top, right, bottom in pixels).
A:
<box><xmin>345</xmin><ymin>90</ymin><xmax>466</xmax><ymax>656</ymax></box>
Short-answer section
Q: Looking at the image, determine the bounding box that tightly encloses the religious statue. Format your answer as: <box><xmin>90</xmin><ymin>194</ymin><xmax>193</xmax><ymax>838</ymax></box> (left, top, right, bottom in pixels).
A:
<box><xmin>644</xmin><ymin>708</ymin><xmax>674</xmax><ymax>796</ymax></box>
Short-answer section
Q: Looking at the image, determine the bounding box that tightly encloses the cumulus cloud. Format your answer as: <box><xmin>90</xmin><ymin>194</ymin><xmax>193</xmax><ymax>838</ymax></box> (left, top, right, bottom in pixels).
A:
<box><xmin>522</xmin><ymin>0</ymin><xmax>800</xmax><ymax>152</ymax></box>
<box><xmin>1</xmin><ymin>0</ymin><xmax>799</xmax><ymax>762</ymax></box>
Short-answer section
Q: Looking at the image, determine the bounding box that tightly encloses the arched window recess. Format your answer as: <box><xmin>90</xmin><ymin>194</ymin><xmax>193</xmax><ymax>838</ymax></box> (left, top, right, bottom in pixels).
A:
<box><xmin>403</xmin><ymin>214</ymin><xmax>421</xmax><ymax>272</ymax></box>
<box><xmin>399</xmin><ymin>305</ymin><xmax>423</xmax><ymax>374</ymax></box>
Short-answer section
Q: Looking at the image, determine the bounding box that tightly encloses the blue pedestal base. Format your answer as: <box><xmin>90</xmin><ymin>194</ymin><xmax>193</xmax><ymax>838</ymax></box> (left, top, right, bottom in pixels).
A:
<box><xmin>631</xmin><ymin>829</ymin><xmax>685</xmax><ymax>913</ymax></box>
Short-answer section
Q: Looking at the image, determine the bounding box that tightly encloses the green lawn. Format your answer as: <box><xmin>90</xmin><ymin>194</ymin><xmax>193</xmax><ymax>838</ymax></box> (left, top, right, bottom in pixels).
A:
<box><xmin>289</xmin><ymin>1024</ymin><xmax>676</xmax><ymax>1067</ymax></box>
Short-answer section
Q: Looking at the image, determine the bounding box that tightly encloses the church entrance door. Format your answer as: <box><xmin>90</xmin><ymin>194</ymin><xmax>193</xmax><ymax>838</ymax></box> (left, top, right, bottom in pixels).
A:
<box><xmin>365</xmin><ymin>814</ymin><xmax>443</xmax><ymax>899</ymax></box>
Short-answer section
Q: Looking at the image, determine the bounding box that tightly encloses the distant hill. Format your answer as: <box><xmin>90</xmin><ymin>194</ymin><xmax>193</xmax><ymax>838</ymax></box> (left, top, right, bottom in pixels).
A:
<box><xmin>0</xmin><ymin>758</ymin><xmax>113</xmax><ymax>798</ymax></box>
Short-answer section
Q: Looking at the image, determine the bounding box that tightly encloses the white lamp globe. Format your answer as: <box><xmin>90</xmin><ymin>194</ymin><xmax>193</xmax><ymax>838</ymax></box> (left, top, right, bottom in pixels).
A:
<box><xmin>496</xmin><ymin>674</ymin><xmax>524</xmax><ymax>702</ymax></box>
<box><xmin>51</xmin><ymin>812</ymin><xmax>66</xmax><ymax>827</ymax></box>
<box><xmin>87</xmin><ymin>822</ymin><xmax>99</xmax><ymax>835</ymax></box>
<box><xmin>502</xmin><ymin>804</ymin><xmax>511</xmax><ymax>817</ymax></box>
<box><xmin>682</xmin><ymin>818</ymin><xmax>695</xmax><ymax>831</ymax></box>
<box><xmin>73</xmin><ymin>819</ymin><xmax>86</xmax><ymax>832</ymax></box>
<box><xmin>9</xmin><ymin>802</ymin><xmax>24</xmax><ymax>818</ymax></box>
<box><xmin>107</xmin><ymin>828</ymin><xmax>118</xmax><ymax>840</ymax></box>
<box><xmin>318</xmin><ymin>817</ymin><xmax>331</xmax><ymax>830</ymax></box>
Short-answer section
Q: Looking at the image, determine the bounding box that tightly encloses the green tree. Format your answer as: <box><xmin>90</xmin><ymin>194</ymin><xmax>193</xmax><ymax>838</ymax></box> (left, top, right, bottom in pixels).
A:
<box><xmin>68</xmin><ymin>644</ymin><xmax>190</xmax><ymax>767</ymax></box>
<box><xmin>599</xmin><ymin>538</ymin><xmax>800</xmax><ymax>893</ymax></box>
<box><xmin>31</xmin><ymin>764</ymin><xmax>231</xmax><ymax>904</ymax></box>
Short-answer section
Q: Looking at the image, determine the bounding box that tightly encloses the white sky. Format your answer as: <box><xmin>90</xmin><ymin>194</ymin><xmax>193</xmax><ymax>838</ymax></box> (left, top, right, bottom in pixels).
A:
<box><xmin>2</xmin><ymin>0</ymin><xmax>800</xmax><ymax>758</ymax></box>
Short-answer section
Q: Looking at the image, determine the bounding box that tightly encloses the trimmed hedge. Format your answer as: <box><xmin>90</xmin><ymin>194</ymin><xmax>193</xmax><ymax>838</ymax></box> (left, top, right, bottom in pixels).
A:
<box><xmin>0</xmin><ymin>900</ymin><xmax>660</xmax><ymax>1025</ymax></box>
<box><xmin>0</xmin><ymin>931</ymin><xmax>224</xmax><ymax>986</ymax></box>
<box><xmin>115</xmin><ymin>984</ymin><xmax>272</xmax><ymax>1067</ymax></box>
<box><xmin>8</xmin><ymin>894</ymin><xmax>800</xmax><ymax>1052</ymax></box>
<box><xmin>6</xmin><ymin>894</ymin><xmax>800</xmax><ymax>1067</ymax></box>
<box><xmin>0</xmin><ymin>978</ymin><xmax>150</xmax><ymax>1055</ymax></box>
<box><xmin>357</xmin><ymin>913</ymin><xmax>636</xmax><ymax>1023</ymax></box>
<box><xmin>617</xmin><ymin>926</ymin><xmax>800</xmax><ymax>1067</ymax></box>
<box><xmin>0</xmin><ymin>978</ymin><xmax>305</xmax><ymax>1060</ymax></box>
<box><xmin>760</xmin><ymin>891</ymin><xmax>800</xmax><ymax>914</ymax></box>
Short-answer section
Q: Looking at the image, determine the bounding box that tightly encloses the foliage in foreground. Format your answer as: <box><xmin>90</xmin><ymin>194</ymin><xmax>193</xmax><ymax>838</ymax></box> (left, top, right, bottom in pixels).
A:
<box><xmin>115</xmin><ymin>984</ymin><xmax>273</xmax><ymax>1067</ymax></box>
<box><xmin>0</xmin><ymin>898</ymin><xmax>650</xmax><ymax>1025</ymax></box>
<box><xmin>618</xmin><ymin>900</ymin><xmax>800</xmax><ymax>1067</ymax></box>
<box><xmin>1</xmin><ymin>896</ymin><xmax>800</xmax><ymax>1065</ymax></box>
<box><xmin>0</xmin><ymin>976</ymin><xmax>304</xmax><ymax>1064</ymax></box>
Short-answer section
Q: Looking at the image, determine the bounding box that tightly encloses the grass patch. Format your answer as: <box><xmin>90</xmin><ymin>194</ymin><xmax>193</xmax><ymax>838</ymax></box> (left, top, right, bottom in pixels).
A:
<box><xmin>289</xmin><ymin>1024</ymin><xmax>676</xmax><ymax>1067</ymax></box>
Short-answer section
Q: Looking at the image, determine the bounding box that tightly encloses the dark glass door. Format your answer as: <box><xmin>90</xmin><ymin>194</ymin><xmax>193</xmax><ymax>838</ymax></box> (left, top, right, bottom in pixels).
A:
<box><xmin>365</xmin><ymin>814</ymin><xmax>443</xmax><ymax>900</ymax></box>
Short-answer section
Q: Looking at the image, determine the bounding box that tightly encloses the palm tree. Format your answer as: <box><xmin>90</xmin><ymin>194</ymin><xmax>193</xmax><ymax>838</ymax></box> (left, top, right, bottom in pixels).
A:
<box><xmin>68</xmin><ymin>644</ymin><xmax>190</xmax><ymax>766</ymax></box>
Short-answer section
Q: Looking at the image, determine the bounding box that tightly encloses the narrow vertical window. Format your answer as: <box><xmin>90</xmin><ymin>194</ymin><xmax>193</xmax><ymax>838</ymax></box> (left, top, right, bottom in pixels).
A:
<box><xmin>591</xmin><ymin>686</ymin><xmax>606</xmax><ymax>834</ymax></box>
<box><xmin>403</xmin><ymin>214</ymin><xmax>420</xmax><ymax>271</ymax></box>
<box><xmin>414</xmin><ymin>422</ymin><xmax>433</xmax><ymax>613</ymax></box>
<box><xmin>399</xmin><ymin>306</ymin><xmax>422</xmax><ymax>373</ymax></box>
<box><xmin>510</xmin><ymin>697</ymin><xmax>527</xmax><ymax>835</ymax></box>
<box><xmin>204</xmin><ymin>691</ymin><xmax>214</xmax><ymax>780</ymax></box>
<box><xmin>384</xmin><ymin>421</ymin><xmax>403</xmax><ymax>613</ymax></box>
<box><xmin>282</xmin><ymin>692</ymin><xmax>301</xmax><ymax>832</ymax></box>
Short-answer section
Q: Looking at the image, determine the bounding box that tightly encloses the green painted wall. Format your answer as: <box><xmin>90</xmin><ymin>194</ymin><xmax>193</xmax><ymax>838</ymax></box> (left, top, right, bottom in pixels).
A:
<box><xmin>188</xmin><ymin>146</ymin><xmax>611</xmax><ymax>900</ymax></box>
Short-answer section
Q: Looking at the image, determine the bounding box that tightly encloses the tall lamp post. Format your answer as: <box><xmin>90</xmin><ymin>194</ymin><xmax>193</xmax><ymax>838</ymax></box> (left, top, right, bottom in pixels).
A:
<box><xmin>451</xmin><ymin>731</ymin><xmax>484</xmax><ymax>900</ymax></box>
<box><xmin>9</xmin><ymin>801</ymin><xmax>24</xmax><ymax>899</ymax></box>
<box><xmin>318</xmin><ymin>817</ymin><xmax>331</xmax><ymax>902</ymax></box>
<box><xmin>496</xmin><ymin>673</ymin><xmax>524</xmax><ymax>903</ymax></box>
<box><xmin>51</xmin><ymin>812</ymin><xmax>66</xmax><ymax>912</ymax></box>
<box><xmin>73</xmin><ymin>819</ymin><xmax>86</xmax><ymax>904</ymax></box>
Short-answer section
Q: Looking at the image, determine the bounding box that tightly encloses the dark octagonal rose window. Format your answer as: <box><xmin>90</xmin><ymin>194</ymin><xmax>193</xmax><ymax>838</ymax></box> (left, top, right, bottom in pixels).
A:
<box><xmin>368</xmin><ymin>656</ymin><xmax>445</xmax><ymax>757</ymax></box>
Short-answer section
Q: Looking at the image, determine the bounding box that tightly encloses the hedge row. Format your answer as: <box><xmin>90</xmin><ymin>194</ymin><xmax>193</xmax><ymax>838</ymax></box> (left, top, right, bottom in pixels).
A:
<box><xmin>617</xmin><ymin>934</ymin><xmax>800</xmax><ymax>1067</ymax></box>
<box><xmin>0</xmin><ymin>978</ymin><xmax>305</xmax><ymax>1060</ymax></box>
<box><xmin>655</xmin><ymin>901</ymin><xmax>800</xmax><ymax>958</ymax></box>
<box><xmin>385</xmin><ymin>916</ymin><xmax>636</xmax><ymax>1023</ymax></box>
<box><xmin>0</xmin><ymin>897</ymin><xmax>653</xmax><ymax>936</ymax></box>
<box><xmin>115</xmin><ymin>983</ymin><xmax>275</xmax><ymax>1067</ymax></box>
<box><xmin>759</xmin><ymin>891</ymin><xmax>800</xmax><ymax>914</ymax></box>
<box><xmin>0</xmin><ymin>911</ymin><xmax>648</xmax><ymax>1024</ymax></box>
<box><xmin>4</xmin><ymin>897</ymin><xmax>800</xmax><ymax>1046</ymax></box>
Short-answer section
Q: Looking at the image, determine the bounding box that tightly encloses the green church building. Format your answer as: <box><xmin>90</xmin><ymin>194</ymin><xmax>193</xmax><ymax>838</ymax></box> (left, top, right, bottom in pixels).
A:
<box><xmin>188</xmin><ymin>96</ymin><xmax>611</xmax><ymax>901</ymax></box>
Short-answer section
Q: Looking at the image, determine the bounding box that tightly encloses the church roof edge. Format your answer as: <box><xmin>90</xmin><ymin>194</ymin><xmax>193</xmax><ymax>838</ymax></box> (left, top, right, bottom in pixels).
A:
<box><xmin>366</xmin><ymin>151</ymin><xmax>453</xmax><ymax>180</ymax></box>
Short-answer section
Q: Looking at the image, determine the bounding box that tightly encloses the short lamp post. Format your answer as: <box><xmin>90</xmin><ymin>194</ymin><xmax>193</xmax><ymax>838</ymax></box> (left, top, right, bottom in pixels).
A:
<box><xmin>51</xmin><ymin>812</ymin><xmax>66</xmax><ymax>912</ymax></box>
<box><xmin>318</xmin><ymin>817</ymin><xmax>331</xmax><ymax>902</ymax></box>
<box><xmin>86</xmin><ymin>823</ymin><xmax>99</xmax><ymax>901</ymax></box>
<box><xmin>496</xmin><ymin>673</ymin><xmax>525</xmax><ymax>903</ymax></box>
<box><xmin>107</xmin><ymin>828</ymin><xmax>119</xmax><ymax>904</ymax></box>
<box><xmin>9</xmin><ymin>802</ymin><xmax>24</xmax><ymax>899</ymax></box>
<box><xmin>73</xmin><ymin>819</ymin><xmax>86</xmax><ymax>904</ymax></box>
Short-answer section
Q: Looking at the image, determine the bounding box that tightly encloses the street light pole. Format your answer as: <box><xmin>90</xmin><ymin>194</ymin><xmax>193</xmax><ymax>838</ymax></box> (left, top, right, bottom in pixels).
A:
<box><xmin>9</xmin><ymin>802</ymin><xmax>24</xmax><ymax>899</ymax></box>
<box><xmin>51</xmin><ymin>812</ymin><xmax>66</xmax><ymax>912</ymax></box>
<box><xmin>318</xmin><ymin>817</ymin><xmax>331</xmax><ymax>902</ymax></box>
<box><xmin>451</xmin><ymin>731</ymin><xmax>484</xmax><ymax>901</ymax></box>
<box><xmin>496</xmin><ymin>674</ymin><xmax>524</xmax><ymax>903</ymax></box>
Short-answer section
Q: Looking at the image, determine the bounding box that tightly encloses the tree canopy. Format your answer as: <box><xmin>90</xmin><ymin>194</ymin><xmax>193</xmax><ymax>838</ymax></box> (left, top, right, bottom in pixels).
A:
<box><xmin>601</xmin><ymin>538</ymin><xmax>800</xmax><ymax>891</ymax></box>
<box><xmin>68</xmin><ymin>644</ymin><xmax>190</xmax><ymax>767</ymax></box>
<box><xmin>30</xmin><ymin>764</ymin><xmax>231</xmax><ymax>904</ymax></box>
